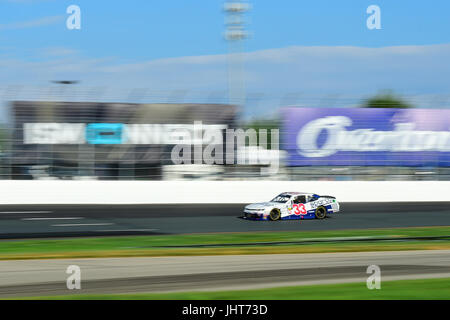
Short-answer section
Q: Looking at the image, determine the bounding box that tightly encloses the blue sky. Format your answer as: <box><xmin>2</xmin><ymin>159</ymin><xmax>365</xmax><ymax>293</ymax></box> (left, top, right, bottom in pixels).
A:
<box><xmin>0</xmin><ymin>0</ymin><xmax>449</xmax><ymax>120</ymax></box>
<box><xmin>1</xmin><ymin>0</ymin><xmax>449</xmax><ymax>59</ymax></box>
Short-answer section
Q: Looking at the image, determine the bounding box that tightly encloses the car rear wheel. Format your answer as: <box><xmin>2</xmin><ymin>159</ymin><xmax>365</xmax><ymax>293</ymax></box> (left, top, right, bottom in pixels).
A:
<box><xmin>315</xmin><ymin>206</ymin><xmax>327</xmax><ymax>219</ymax></box>
<box><xmin>269</xmin><ymin>209</ymin><xmax>281</xmax><ymax>221</ymax></box>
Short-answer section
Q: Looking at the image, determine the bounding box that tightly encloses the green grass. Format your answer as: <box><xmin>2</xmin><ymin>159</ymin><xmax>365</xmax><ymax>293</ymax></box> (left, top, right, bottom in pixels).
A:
<box><xmin>19</xmin><ymin>277</ymin><xmax>450</xmax><ymax>300</ymax></box>
<box><xmin>0</xmin><ymin>226</ymin><xmax>449</xmax><ymax>260</ymax></box>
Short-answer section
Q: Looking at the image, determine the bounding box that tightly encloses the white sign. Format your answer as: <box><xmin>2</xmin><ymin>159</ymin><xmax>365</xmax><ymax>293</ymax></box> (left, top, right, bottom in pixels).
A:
<box><xmin>23</xmin><ymin>123</ymin><xmax>227</xmax><ymax>145</ymax></box>
<box><xmin>24</xmin><ymin>123</ymin><xmax>85</xmax><ymax>144</ymax></box>
<box><xmin>123</xmin><ymin>123</ymin><xmax>227</xmax><ymax>145</ymax></box>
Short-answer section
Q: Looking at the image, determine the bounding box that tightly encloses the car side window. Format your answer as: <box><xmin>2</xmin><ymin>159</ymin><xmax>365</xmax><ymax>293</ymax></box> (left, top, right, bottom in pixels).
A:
<box><xmin>294</xmin><ymin>196</ymin><xmax>306</xmax><ymax>204</ymax></box>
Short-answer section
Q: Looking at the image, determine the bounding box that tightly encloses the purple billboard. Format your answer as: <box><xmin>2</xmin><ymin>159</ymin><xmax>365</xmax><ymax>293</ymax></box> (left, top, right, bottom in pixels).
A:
<box><xmin>282</xmin><ymin>108</ymin><xmax>450</xmax><ymax>167</ymax></box>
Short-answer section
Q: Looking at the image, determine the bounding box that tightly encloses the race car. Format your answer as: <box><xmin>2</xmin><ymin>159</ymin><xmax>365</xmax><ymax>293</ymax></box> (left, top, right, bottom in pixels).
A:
<box><xmin>243</xmin><ymin>192</ymin><xmax>340</xmax><ymax>221</ymax></box>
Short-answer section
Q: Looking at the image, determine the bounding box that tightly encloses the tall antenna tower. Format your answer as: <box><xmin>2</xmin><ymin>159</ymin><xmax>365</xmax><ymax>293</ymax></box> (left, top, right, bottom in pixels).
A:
<box><xmin>223</xmin><ymin>0</ymin><xmax>251</xmax><ymax>111</ymax></box>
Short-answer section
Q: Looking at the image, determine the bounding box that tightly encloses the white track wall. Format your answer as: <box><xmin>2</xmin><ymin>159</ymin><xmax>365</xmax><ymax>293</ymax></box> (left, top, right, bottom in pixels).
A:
<box><xmin>0</xmin><ymin>181</ymin><xmax>448</xmax><ymax>204</ymax></box>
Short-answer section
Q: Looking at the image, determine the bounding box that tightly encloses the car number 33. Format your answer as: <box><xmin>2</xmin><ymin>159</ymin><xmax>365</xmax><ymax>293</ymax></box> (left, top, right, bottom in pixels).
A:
<box><xmin>292</xmin><ymin>203</ymin><xmax>306</xmax><ymax>215</ymax></box>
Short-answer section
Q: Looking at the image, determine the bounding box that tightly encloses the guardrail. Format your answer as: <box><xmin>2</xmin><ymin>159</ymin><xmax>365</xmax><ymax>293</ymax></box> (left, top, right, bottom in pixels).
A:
<box><xmin>0</xmin><ymin>180</ymin><xmax>448</xmax><ymax>204</ymax></box>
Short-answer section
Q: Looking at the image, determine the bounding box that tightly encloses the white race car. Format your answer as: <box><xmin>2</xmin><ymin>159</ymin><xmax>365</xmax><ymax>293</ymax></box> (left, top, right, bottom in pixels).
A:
<box><xmin>243</xmin><ymin>192</ymin><xmax>340</xmax><ymax>221</ymax></box>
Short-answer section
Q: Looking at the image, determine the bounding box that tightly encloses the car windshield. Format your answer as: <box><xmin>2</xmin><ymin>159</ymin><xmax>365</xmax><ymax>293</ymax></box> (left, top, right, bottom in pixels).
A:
<box><xmin>270</xmin><ymin>194</ymin><xmax>291</xmax><ymax>203</ymax></box>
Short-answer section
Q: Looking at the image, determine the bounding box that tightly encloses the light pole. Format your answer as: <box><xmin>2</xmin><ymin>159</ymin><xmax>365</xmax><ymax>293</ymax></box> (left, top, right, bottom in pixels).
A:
<box><xmin>223</xmin><ymin>1</ymin><xmax>251</xmax><ymax>111</ymax></box>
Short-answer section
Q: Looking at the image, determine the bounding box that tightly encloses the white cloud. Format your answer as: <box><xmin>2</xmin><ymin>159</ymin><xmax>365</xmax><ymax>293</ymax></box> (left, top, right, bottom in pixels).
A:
<box><xmin>0</xmin><ymin>43</ymin><xmax>449</xmax><ymax>120</ymax></box>
<box><xmin>3</xmin><ymin>0</ymin><xmax>55</xmax><ymax>3</ymax></box>
<box><xmin>39</xmin><ymin>47</ymin><xmax>79</xmax><ymax>57</ymax></box>
<box><xmin>0</xmin><ymin>15</ymin><xmax>63</xmax><ymax>30</ymax></box>
<box><xmin>84</xmin><ymin>43</ymin><xmax>450</xmax><ymax>95</ymax></box>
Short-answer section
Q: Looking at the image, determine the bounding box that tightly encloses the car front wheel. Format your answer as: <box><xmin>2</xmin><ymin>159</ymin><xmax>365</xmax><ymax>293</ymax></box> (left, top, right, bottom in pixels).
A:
<box><xmin>269</xmin><ymin>209</ymin><xmax>281</xmax><ymax>221</ymax></box>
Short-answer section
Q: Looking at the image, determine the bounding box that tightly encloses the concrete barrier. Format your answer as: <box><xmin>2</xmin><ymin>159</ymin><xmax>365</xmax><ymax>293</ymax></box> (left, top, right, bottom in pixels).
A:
<box><xmin>0</xmin><ymin>180</ymin><xmax>448</xmax><ymax>204</ymax></box>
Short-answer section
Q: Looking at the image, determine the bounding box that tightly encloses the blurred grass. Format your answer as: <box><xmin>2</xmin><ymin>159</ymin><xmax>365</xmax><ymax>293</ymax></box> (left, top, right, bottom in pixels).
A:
<box><xmin>0</xmin><ymin>226</ymin><xmax>449</xmax><ymax>260</ymax></box>
<box><xmin>19</xmin><ymin>277</ymin><xmax>450</xmax><ymax>300</ymax></box>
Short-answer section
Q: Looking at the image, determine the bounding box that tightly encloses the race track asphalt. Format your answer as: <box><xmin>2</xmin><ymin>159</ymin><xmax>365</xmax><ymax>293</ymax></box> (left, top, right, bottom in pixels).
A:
<box><xmin>1</xmin><ymin>250</ymin><xmax>450</xmax><ymax>297</ymax></box>
<box><xmin>0</xmin><ymin>202</ymin><xmax>449</xmax><ymax>239</ymax></box>
<box><xmin>1</xmin><ymin>203</ymin><xmax>449</xmax><ymax>298</ymax></box>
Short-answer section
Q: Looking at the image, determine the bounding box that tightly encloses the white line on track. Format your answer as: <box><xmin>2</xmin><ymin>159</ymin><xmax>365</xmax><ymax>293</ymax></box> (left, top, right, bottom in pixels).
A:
<box><xmin>22</xmin><ymin>217</ymin><xmax>83</xmax><ymax>221</ymax></box>
<box><xmin>0</xmin><ymin>211</ymin><xmax>52</xmax><ymax>214</ymax></box>
<box><xmin>51</xmin><ymin>223</ymin><xmax>114</xmax><ymax>227</ymax></box>
<box><xmin>95</xmin><ymin>229</ymin><xmax>158</xmax><ymax>232</ymax></box>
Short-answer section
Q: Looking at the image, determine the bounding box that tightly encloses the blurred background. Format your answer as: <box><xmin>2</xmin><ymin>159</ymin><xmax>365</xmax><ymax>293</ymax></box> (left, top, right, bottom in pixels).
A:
<box><xmin>0</xmin><ymin>0</ymin><xmax>449</xmax><ymax>182</ymax></box>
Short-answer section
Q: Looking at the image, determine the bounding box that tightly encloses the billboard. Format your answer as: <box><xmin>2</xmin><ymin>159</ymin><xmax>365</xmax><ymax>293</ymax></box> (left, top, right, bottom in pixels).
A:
<box><xmin>23</xmin><ymin>123</ymin><xmax>227</xmax><ymax>145</ymax></box>
<box><xmin>282</xmin><ymin>108</ymin><xmax>450</xmax><ymax>167</ymax></box>
<box><xmin>10</xmin><ymin>101</ymin><xmax>236</xmax><ymax>179</ymax></box>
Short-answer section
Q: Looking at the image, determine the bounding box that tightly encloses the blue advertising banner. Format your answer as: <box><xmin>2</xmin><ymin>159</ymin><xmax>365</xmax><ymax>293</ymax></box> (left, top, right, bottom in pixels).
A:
<box><xmin>281</xmin><ymin>108</ymin><xmax>450</xmax><ymax>167</ymax></box>
<box><xmin>86</xmin><ymin>123</ymin><xmax>124</xmax><ymax>144</ymax></box>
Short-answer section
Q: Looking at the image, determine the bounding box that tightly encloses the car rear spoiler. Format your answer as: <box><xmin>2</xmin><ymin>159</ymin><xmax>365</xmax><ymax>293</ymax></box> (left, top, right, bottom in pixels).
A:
<box><xmin>320</xmin><ymin>195</ymin><xmax>336</xmax><ymax>199</ymax></box>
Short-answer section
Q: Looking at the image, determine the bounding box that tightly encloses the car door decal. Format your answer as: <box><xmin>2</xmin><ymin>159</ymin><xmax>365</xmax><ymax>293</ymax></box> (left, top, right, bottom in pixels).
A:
<box><xmin>292</xmin><ymin>204</ymin><xmax>307</xmax><ymax>215</ymax></box>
